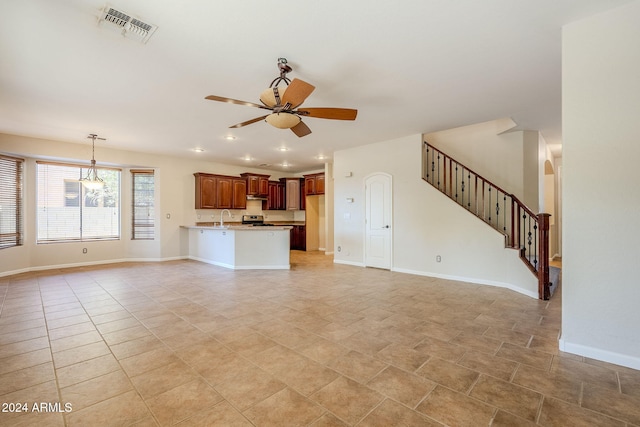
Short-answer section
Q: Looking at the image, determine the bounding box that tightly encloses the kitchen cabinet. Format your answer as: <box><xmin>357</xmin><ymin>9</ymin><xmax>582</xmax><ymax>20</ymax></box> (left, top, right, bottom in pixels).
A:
<box><xmin>194</xmin><ymin>173</ymin><xmax>217</xmax><ymax>209</ymax></box>
<box><xmin>290</xmin><ymin>225</ymin><xmax>306</xmax><ymax>251</ymax></box>
<box><xmin>232</xmin><ymin>178</ymin><xmax>247</xmax><ymax>209</ymax></box>
<box><xmin>281</xmin><ymin>178</ymin><xmax>303</xmax><ymax>210</ymax></box>
<box><xmin>263</xmin><ymin>180</ymin><xmax>286</xmax><ymax>210</ymax></box>
<box><xmin>241</xmin><ymin>173</ymin><xmax>270</xmax><ymax>197</ymax></box>
<box><xmin>194</xmin><ymin>173</ymin><xmax>246</xmax><ymax>209</ymax></box>
<box><xmin>304</xmin><ymin>173</ymin><xmax>325</xmax><ymax>195</ymax></box>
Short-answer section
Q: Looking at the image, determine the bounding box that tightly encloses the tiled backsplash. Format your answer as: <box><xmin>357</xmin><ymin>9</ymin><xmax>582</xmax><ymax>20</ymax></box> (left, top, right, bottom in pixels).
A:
<box><xmin>194</xmin><ymin>200</ymin><xmax>305</xmax><ymax>224</ymax></box>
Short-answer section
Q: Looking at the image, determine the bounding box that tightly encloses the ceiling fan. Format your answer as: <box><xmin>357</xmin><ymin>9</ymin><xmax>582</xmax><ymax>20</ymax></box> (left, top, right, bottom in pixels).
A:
<box><xmin>205</xmin><ymin>58</ymin><xmax>357</xmax><ymax>137</ymax></box>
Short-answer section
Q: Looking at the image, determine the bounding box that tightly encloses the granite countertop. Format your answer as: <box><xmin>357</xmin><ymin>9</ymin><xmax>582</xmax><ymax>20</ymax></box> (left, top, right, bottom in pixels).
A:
<box><xmin>191</xmin><ymin>221</ymin><xmax>305</xmax><ymax>227</ymax></box>
<box><xmin>182</xmin><ymin>223</ymin><xmax>294</xmax><ymax>230</ymax></box>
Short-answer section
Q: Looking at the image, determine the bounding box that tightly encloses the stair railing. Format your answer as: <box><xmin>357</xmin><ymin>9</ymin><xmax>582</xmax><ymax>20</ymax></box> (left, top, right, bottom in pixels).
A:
<box><xmin>423</xmin><ymin>141</ymin><xmax>550</xmax><ymax>300</ymax></box>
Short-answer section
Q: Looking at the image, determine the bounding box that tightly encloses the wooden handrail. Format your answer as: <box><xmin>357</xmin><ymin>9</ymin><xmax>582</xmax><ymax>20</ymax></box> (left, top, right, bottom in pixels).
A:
<box><xmin>422</xmin><ymin>141</ymin><xmax>551</xmax><ymax>300</ymax></box>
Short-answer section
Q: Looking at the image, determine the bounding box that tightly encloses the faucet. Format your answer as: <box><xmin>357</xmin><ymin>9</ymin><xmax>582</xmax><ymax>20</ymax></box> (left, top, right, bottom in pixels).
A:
<box><xmin>220</xmin><ymin>209</ymin><xmax>231</xmax><ymax>227</ymax></box>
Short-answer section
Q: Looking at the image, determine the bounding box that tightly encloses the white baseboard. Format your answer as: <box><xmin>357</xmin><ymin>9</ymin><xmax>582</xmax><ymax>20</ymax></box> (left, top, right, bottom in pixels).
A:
<box><xmin>333</xmin><ymin>259</ymin><xmax>365</xmax><ymax>267</ymax></box>
<box><xmin>0</xmin><ymin>256</ymin><xmax>188</xmax><ymax>278</ymax></box>
<box><xmin>324</xmin><ymin>251</ymin><xmax>334</xmax><ymax>255</ymax></box>
<box><xmin>392</xmin><ymin>267</ymin><xmax>539</xmax><ymax>299</ymax></box>
<box><xmin>559</xmin><ymin>338</ymin><xmax>640</xmax><ymax>371</ymax></box>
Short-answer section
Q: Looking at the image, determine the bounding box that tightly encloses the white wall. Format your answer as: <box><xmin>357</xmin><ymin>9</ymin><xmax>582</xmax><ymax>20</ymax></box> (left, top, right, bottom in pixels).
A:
<box><xmin>425</xmin><ymin>119</ymin><xmax>542</xmax><ymax>210</ymax></box>
<box><xmin>324</xmin><ymin>163</ymin><xmax>335</xmax><ymax>255</ymax></box>
<box><xmin>561</xmin><ymin>0</ymin><xmax>640</xmax><ymax>369</ymax></box>
<box><xmin>333</xmin><ymin>134</ymin><xmax>537</xmax><ymax>298</ymax></box>
<box><xmin>0</xmin><ymin>133</ymin><xmax>294</xmax><ymax>276</ymax></box>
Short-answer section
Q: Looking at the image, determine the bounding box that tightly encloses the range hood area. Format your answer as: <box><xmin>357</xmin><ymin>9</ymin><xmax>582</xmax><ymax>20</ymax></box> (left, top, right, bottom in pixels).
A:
<box><xmin>246</xmin><ymin>194</ymin><xmax>267</xmax><ymax>200</ymax></box>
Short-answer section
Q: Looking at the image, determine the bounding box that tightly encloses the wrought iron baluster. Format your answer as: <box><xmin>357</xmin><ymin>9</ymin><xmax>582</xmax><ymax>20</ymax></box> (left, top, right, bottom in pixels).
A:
<box><xmin>503</xmin><ymin>195</ymin><xmax>507</xmax><ymax>233</ymax></box>
<box><xmin>527</xmin><ymin>214</ymin><xmax>532</xmax><ymax>263</ymax></box>
<box><xmin>455</xmin><ymin>163</ymin><xmax>459</xmax><ymax>201</ymax></box>
<box><xmin>437</xmin><ymin>154</ymin><xmax>440</xmax><ymax>189</ymax></box>
<box><xmin>488</xmin><ymin>186</ymin><xmax>491</xmax><ymax>223</ymax></box>
<box><xmin>467</xmin><ymin>172</ymin><xmax>471</xmax><ymax>209</ymax></box>
<box><xmin>461</xmin><ymin>167</ymin><xmax>466</xmax><ymax>209</ymax></box>
<box><xmin>495</xmin><ymin>192</ymin><xmax>500</xmax><ymax>229</ymax></box>
<box><xmin>533</xmin><ymin>222</ymin><xmax>538</xmax><ymax>270</ymax></box>
<box><xmin>425</xmin><ymin>146</ymin><xmax>430</xmax><ymax>181</ymax></box>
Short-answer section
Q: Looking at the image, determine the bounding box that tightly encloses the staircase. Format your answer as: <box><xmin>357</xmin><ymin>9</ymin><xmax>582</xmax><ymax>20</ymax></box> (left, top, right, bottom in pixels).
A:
<box><xmin>423</xmin><ymin>141</ymin><xmax>552</xmax><ymax>300</ymax></box>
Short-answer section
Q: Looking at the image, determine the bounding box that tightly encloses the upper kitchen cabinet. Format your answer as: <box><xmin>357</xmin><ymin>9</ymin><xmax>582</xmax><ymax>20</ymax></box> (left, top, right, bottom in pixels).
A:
<box><xmin>241</xmin><ymin>173</ymin><xmax>270</xmax><ymax>198</ymax></box>
<box><xmin>194</xmin><ymin>173</ymin><xmax>246</xmax><ymax>209</ymax></box>
<box><xmin>304</xmin><ymin>173</ymin><xmax>325</xmax><ymax>195</ymax></box>
<box><xmin>194</xmin><ymin>173</ymin><xmax>217</xmax><ymax>209</ymax></box>
<box><xmin>221</xmin><ymin>177</ymin><xmax>247</xmax><ymax>209</ymax></box>
<box><xmin>281</xmin><ymin>177</ymin><xmax>303</xmax><ymax>210</ymax></box>
<box><xmin>263</xmin><ymin>180</ymin><xmax>286</xmax><ymax>210</ymax></box>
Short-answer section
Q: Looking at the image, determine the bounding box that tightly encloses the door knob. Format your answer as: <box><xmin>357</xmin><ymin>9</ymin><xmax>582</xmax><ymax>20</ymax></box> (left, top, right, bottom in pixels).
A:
<box><xmin>384</xmin><ymin>225</ymin><xmax>390</xmax><ymax>228</ymax></box>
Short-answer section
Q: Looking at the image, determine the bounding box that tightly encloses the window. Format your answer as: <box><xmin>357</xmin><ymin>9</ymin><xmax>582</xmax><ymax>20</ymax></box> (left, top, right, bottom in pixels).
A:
<box><xmin>37</xmin><ymin>162</ymin><xmax>120</xmax><ymax>243</ymax></box>
<box><xmin>0</xmin><ymin>155</ymin><xmax>24</xmax><ymax>250</ymax></box>
<box><xmin>131</xmin><ymin>170</ymin><xmax>155</xmax><ymax>240</ymax></box>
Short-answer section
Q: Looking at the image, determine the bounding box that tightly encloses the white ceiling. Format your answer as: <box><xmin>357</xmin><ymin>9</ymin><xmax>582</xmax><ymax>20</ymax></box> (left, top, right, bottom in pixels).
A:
<box><xmin>0</xmin><ymin>1</ymin><xmax>632</xmax><ymax>172</ymax></box>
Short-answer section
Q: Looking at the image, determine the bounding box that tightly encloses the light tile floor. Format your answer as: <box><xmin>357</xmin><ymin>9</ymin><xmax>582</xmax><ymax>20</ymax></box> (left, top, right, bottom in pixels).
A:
<box><xmin>0</xmin><ymin>251</ymin><xmax>638</xmax><ymax>426</ymax></box>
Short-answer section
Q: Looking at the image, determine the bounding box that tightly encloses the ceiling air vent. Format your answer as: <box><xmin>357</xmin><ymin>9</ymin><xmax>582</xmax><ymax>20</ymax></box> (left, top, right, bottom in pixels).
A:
<box><xmin>99</xmin><ymin>4</ymin><xmax>157</xmax><ymax>44</ymax></box>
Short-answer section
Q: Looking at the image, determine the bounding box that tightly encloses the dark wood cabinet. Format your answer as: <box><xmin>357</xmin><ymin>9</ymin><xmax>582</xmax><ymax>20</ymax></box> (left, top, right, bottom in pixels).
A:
<box><xmin>232</xmin><ymin>178</ymin><xmax>247</xmax><ymax>209</ymax></box>
<box><xmin>290</xmin><ymin>225</ymin><xmax>306</xmax><ymax>251</ymax></box>
<box><xmin>194</xmin><ymin>173</ymin><xmax>217</xmax><ymax>209</ymax></box>
<box><xmin>263</xmin><ymin>180</ymin><xmax>286</xmax><ymax>210</ymax></box>
<box><xmin>303</xmin><ymin>173</ymin><xmax>325</xmax><ymax>195</ymax></box>
<box><xmin>194</xmin><ymin>173</ymin><xmax>246</xmax><ymax>209</ymax></box>
<box><xmin>241</xmin><ymin>173</ymin><xmax>270</xmax><ymax>197</ymax></box>
<box><xmin>281</xmin><ymin>178</ymin><xmax>303</xmax><ymax>210</ymax></box>
<box><xmin>216</xmin><ymin>177</ymin><xmax>232</xmax><ymax>209</ymax></box>
<box><xmin>316</xmin><ymin>174</ymin><xmax>325</xmax><ymax>194</ymax></box>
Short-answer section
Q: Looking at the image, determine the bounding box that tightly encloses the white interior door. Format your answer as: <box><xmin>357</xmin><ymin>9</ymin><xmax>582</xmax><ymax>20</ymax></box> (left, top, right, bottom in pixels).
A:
<box><xmin>365</xmin><ymin>173</ymin><xmax>392</xmax><ymax>269</ymax></box>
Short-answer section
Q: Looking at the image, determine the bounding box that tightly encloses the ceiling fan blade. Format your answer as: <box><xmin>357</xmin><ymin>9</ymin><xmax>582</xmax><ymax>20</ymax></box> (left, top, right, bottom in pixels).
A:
<box><xmin>230</xmin><ymin>115</ymin><xmax>269</xmax><ymax>128</ymax></box>
<box><xmin>205</xmin><ymin>95</ymin><xmax>271</xmax><ymax>110</ymax></box>
<box><xmin>291</xmin><ymin>121</ymin><xmax>312</xmax><ymax>137</ymax></box>
<box><xmin>282</xmin><ymin>79</ymin><xmax>315</xmax><ymax>109</ymax></box>
<box><xmin>296</xmin><ymin>107</ymin><xmax>358</xmax><ymax>120</ymax></box>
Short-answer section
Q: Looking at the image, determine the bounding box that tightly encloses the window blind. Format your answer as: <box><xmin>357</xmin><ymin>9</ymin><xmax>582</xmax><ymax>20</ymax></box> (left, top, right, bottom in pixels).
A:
<box><xmin>0</xmin><ymin>155</ymin><xmax>24</xmax><ymax>249</ymax></box>
<box><xmin>131</xmin><ymin>169</ymin><xmax>155</xmax><ymax>240</ymax></box>
<box><xmin>36</xmin><ymin>162</ymin><xmax>120</xmax><ymax>243</ymax></box>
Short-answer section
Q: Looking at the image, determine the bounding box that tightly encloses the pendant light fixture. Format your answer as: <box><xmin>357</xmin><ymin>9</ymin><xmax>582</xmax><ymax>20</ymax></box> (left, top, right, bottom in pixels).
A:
<box><xmin>80</xmin><ymin>134</ymin><xmax>106</xmax><ymax>190</ymax></box>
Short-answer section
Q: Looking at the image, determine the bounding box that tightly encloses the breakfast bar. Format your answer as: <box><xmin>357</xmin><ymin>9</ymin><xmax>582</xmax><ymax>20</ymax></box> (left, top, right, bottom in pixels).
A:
<box><xmin>182</xmin><ymin>225</ymin><xmax>292</xmax><ymax>269</ymax></box>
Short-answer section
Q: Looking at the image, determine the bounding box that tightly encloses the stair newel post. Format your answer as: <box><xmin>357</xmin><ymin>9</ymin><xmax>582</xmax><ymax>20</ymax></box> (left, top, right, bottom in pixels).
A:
<box><xmin>537</xmin><ymin>213</ymin><xmax>551</xmax><ymax>300</ymax></box>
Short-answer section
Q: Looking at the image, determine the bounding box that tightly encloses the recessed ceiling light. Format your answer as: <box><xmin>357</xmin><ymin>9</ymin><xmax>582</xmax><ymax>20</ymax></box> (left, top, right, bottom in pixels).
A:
<box><xmin>281</xmin><ymin>162</ymin><xmax>290</xmax><ymax>168</ymax></box>
<box><xmin>193</xmin><ymin>148</ymin><xmax>205</xmax><ymax>153</ymax></box>
<box><xmin>279</xmin><ymin>147</ymin><xmax>289</xmax><ymax>152</ymax></box>
<box><xmin>224</xmin><ymin>135</ymin><xmax>236</xmax><ymax>141</ymax></box>
<box><xmin>316</xmin><ymin>154</ymin><xmax>327</xmax><ymax>160</ymax></box>
<box><xmin>243</xmin><ymin>155</ymin><xmax>252</xmax><ymax>161</ymax></box>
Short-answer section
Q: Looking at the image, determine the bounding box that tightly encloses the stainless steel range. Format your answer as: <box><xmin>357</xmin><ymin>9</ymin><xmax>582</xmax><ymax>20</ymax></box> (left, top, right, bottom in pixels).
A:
<box><xmin>241</xmin><ymin>215</ymin><xmax>274</xmax><ymax>226</ymax></box>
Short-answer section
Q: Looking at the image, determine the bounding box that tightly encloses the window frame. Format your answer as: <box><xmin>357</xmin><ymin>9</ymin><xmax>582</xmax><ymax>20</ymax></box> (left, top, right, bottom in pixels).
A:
<box><xmin>131</xmin><ymin>169</ymin><xmax>155</xmax><ymax>240</ymax></box>
<box><xmin>36</xmin><ymin>161</ymin><xmax>122</xmax><ymax>244</ymax></box>
<box><xmin>0</xmin><ymin>154</ymin><xmax>24</xmax><ymax>250</ymax></box>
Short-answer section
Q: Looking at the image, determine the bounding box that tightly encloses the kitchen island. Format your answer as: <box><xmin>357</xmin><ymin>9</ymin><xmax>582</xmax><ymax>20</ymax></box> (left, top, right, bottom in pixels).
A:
<box><xmin>182</xmin><ymin>225</ymin><xmax>292</xmax><ymax>269</ymax></box>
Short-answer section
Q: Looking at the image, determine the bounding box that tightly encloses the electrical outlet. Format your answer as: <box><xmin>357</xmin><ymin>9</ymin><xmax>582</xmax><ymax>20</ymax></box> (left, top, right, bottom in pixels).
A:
<box><xmin>436</xmin><ymin>255</ymin><xmax>441</xmax><ymax>262</ymax></box>
<box><xmin>83</xmin><ymin>248</ymin><xmax>88</xmax><ymax>254</ymax></box>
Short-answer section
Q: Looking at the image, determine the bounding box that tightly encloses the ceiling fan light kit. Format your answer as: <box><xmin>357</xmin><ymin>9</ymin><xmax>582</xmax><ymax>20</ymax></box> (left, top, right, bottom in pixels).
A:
<box><xmin>205</xmin><ymin>58</ymin><xmax>357</xmax><ymax>137</ymax></box>
<box><xmin>265</xmin><ymin>113</ymin><xmax>300</xmax><ymax>129</ymax></box>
